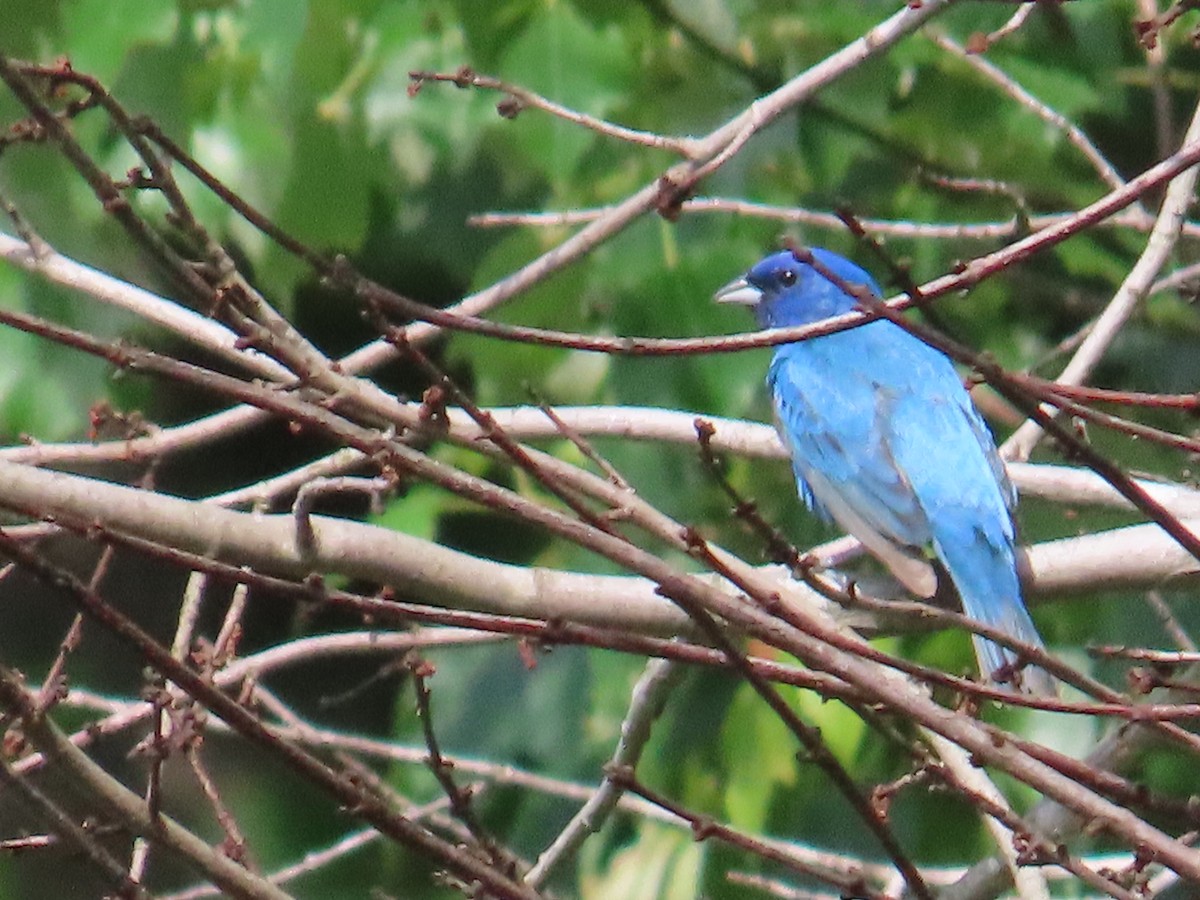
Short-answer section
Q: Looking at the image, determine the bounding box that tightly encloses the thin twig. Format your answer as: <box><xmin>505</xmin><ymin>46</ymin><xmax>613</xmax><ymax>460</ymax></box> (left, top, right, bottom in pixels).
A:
<box><xmin>1003</xmin><ymin>94</ymin><xmax>1200</xmax><ymax>460</ymax></box>
<box><xmin>525</xmin><ymin>657</ymin><xmax>682</xmax><ymax>887</ymax></box>
<box><xmin>0</xmin><ymin>754</ymin><xmax>152</xmax><ymax>899</ymax></box>
<box><xmin>0</xmin><ymin>661</ymin><xmax>288</xmax><ymax>900</ymax></box>
<box><xmin>930</xmin><ymin>31</ymin><xmax>1132</xmax><ymax>194</ymax></box>
<box><xmin>409</xmin><ymin>67</ymin><xmax>699</xmax><ymax>156</ymax></box>
<box><xmin>407</xmin><ymin>656</ymin><xmax>516</xmax><ymax>875</ymax></box>
<box><xmin>0</xmin><ymin>529</ymin><xmax>546</xmax><ymax>900</ymax></box>
<box><xmin>606</xmin><ymin>767</ymin><xmax>890</xmax><ymax>899</ymax></box>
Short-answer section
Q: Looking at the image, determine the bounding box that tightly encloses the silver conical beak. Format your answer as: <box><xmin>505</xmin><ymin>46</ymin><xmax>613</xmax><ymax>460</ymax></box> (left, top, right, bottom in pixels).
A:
<box><xmin>713</xmin><ymin>277</ymin><xmax>762</xmax><ymax>306</ymax></box>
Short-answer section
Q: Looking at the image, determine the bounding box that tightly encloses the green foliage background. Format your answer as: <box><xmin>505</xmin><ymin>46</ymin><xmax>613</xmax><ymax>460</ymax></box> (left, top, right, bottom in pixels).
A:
<box><xmin>2</xmin><ymin>1</ymin><xmax>1199</xmax><ymax>897</ymax></box>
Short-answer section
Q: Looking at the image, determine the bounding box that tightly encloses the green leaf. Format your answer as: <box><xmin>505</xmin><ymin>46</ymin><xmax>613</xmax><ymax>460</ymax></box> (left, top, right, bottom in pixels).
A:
<box><xmin>450</xmin><ymin>228</ymin><xmax>594</xmax><ymax>406</ymax></box>
<box><xmin>61</xmin><ymin>0</ymin><xmax>177</xmax><ymax>82</ymax></box>
<box><xmin>499</xmin><ymin>4</ymin><xmax>633</xmax><ymax>189</ymax></box>
<box><xmin>371</xmin><ymin>482</ymin><xmax>446</xmax><ymax>541</ymax></box>
<box><xmin>720</xmin><ymin>682</ymin><xmax>797</xmax><ymax>832</ymax></box>
<box><xmin>579</xmin><ymin>822</ymin><xmax>703</xmax><ymax>900</ymax></box>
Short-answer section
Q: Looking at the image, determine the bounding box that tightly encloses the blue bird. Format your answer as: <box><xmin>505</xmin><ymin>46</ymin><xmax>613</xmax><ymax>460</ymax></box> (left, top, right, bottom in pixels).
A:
<box><xmin>716</xmin><ymin>248</ymin><xmax>1051</xmax><ymax>694</ymax></box>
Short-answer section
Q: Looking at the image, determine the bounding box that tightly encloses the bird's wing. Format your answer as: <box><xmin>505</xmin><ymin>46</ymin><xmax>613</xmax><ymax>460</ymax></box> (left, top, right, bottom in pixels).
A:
<box><xmin>883</xmin><ymin>360</ymin><xmax>1017</xmax><ymax>545</ymax></box>
<box><xmin>965</xmin><ymin>396</ymin><xmax>1018</xmax><ymax>514</ymax></box>
<box><xmin>875</xmin><ymin>342</ymin><xmax>1052</xmax><ymax>692</ymax></box>
<box><xmin>768</xmin><ymin>337</ymin><xmax>938</xmax><ymax>595</ymax></box>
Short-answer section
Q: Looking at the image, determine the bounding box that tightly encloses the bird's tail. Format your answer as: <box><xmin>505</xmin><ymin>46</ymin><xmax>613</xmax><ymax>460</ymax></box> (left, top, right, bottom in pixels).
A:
<box><xmin>932</xmin><ymin>525</ymin><xmax>1055</xmax><ymax>696</ymax></box>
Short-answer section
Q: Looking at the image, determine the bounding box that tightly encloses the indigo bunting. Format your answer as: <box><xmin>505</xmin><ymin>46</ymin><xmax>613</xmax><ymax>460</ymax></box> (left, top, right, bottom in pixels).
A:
<box><xmin>717</xmin><ymin>248</ymin><xmax>1051</xmax><ymax>694</ymax></box>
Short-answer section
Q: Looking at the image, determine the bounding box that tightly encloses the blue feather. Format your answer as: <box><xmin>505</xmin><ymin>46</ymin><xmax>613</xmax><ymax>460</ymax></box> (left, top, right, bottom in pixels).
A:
<box><xmin>717</xmin><ymin>249</ymin><xmax>1052</xmax><ymax>694</ymax></box>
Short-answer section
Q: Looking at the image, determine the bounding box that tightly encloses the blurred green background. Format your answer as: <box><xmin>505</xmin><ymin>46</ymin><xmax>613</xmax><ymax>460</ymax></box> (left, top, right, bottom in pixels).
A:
<box><xmin>2</xmin><ymin>1</ymin><xmax>1200</xmax><ymax>897</ymax></box>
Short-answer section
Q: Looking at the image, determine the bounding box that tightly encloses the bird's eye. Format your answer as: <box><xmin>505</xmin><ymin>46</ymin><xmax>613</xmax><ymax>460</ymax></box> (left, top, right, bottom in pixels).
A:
<box><xmin>778</xmin><ymin>269</ymin><xmax>797</xmax><ymax>287</ymax></box>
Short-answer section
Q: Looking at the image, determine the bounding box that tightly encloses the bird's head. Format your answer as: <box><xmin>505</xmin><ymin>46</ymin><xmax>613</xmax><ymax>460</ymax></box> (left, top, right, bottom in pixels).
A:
<box><xmin>714</xmin><ymin>248</ymin><xmax>882</xmax><ymax>329</ymax></box>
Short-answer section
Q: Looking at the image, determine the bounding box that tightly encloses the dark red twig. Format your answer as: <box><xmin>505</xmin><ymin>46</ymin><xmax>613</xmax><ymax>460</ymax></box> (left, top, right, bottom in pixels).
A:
<box><xmin>604</xmin><ymin>764</ymin><xmax>889</xmax><ymax>899</ymax></box>
<box><xmin>408</xmin><ymin>657</ymin><xmax>520</xmax><ymax>876</ymax></box>
<box><xmin>0</xmin><ymin>529</ymin><xmax>545</xmax><ymax>900</ymax></box>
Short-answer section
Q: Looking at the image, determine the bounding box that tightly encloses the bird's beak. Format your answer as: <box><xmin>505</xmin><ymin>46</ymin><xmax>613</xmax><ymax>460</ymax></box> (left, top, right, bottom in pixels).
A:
<box><xmin>713</xmin><ymin>276</ymin><xmax>762</xmax><ymax>306</ymax></box>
